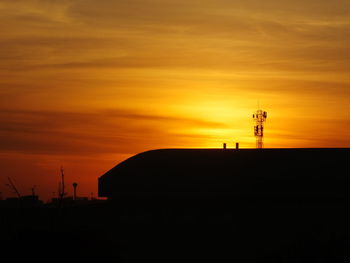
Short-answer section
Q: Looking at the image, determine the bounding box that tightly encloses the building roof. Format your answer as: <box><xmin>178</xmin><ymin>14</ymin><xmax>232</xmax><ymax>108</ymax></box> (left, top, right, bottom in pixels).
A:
<box><xmin>99</xmin><ymin>148</ymin><xmax>350</xmax><ymax>199</ymax></box>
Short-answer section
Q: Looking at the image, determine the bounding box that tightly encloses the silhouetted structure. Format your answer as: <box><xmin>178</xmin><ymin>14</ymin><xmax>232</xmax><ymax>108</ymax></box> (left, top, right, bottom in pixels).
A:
<box><xmin>50</xmin><ymin>196</ymin><xmax>90</xmax><ymax>205</ymax></box>
<box><xmin>99</xmin><ymin>148</ymin><xmax>350</xmax><ymax>202</ymax></box>
<box><xmin>58</xmin><ymin>166</ymin><xmax>66</xmax><ymax>201</ymax></box>
<box><xmin>1</xmin><ymin>195</ymin><xmax>43</xmax><ymax>208</ymax></box>
<box><xmin>31</xmin><ymin>185</ymin><xmax>36</xmax><ymax>197</ymax></box>
<box><xmin>253</xmin><ymin>109</ymin><xmax>267</xmax><ymax>148</ymax></box>
<box><xmin>73</xmin><ymin>182</ymin><xmax>78</xmax><ymax>201</ymax></box>
<box><xmin>2</xmin><ymin>148</ymin><xmax>350</xmax><ymax>262</ymax></box>
<box><xmin>6</xmin><ymin>177</ymin><xmax>21</xmax><ymax>198</ymax></box>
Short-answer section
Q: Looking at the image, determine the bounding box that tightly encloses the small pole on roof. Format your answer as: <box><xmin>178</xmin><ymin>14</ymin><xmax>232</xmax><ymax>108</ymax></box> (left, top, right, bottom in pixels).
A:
<box><xmin>236</xmin><ymin>142</ymin><xmax>239</xmax><ymax>150</ymax></box>
<box><xmin>72</xmin><ymin>182</ymin><xmax>78</xmax><ymax>201</ymax></box>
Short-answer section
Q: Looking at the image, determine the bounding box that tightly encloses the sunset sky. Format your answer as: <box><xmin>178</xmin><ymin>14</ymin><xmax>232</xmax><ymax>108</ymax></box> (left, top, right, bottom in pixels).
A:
<box><xmin>1</xmin><ymin>0</ymin><xmax>350</xmax><ymax>200</ymax></box>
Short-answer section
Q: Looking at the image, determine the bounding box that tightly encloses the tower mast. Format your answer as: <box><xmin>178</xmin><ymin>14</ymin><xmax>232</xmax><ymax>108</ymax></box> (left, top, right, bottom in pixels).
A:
<box><xmin>253</xmin><ymin>109</ymin><xmax>267</xmax><ymax>149</ymax></box>
<box><xmin>59</xmin><ymin>166</ymin><xmax>66</xmax><ymax>200</ymax></box>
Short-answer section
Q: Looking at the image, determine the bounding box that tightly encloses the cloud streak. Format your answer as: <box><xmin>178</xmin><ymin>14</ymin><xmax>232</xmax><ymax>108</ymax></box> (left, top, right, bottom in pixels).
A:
<box><xmin>0</xmin><ymin>109</ymin><xmax>227</xmax><ymax>155</ymax></box>
<box><xmin>2</xmin><ymin>0</ymin><xmax>350</xmax><ymax>74</ymax></box>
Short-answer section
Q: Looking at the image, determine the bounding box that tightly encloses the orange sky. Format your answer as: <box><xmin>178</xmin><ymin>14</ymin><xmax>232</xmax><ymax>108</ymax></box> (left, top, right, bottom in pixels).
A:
<box><xmin>1</xmin><ymin>0</ymin><xmax>350</xmax><ymax>200</ymax></box>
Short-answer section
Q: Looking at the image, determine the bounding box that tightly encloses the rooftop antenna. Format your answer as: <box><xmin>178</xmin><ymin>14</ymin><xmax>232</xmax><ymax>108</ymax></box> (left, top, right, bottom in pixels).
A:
<box><xmin>253</xmin><ymin>106</ymin><xmax>267</xmax><ymax>149</ymax></box>
<box><xmin>72</xmin><ymin>182</ymin><xmax>78</xmax><ymax>201</ymax></box>
<box><xmin>31</xmin><ymin>185</ymin><xmax>36</xmax><ymax>197</ymax></box>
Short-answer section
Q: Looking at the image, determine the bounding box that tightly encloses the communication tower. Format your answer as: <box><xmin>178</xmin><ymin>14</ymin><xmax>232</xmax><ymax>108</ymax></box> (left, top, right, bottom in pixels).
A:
<box><xmin>253</xmin><ymin>109</ymin><xmax>267</xmax><ymax>149</ymax></box>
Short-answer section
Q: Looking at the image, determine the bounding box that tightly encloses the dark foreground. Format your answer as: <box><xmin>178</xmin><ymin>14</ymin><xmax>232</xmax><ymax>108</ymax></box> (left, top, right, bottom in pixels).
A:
<box><xmin>2</xmin><ymin>199</ymin><xmax>350</xmax><ymax>262</ymax></box>
<box><xmin>2</xmin><ymin>148</ymin><xmax>350</xmax><ymax>262</ymax></box>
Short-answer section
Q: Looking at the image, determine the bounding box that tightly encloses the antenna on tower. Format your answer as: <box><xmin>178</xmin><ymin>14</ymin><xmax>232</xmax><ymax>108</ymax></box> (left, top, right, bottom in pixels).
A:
<box><xmin>253</xmin><ymin>108</ymin><xmax>267</xmax><ymax>149</ymax></box>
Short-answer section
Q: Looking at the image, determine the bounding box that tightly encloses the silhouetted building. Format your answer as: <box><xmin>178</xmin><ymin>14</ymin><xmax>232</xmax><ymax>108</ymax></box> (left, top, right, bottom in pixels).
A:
<box><xmin>50</xmin><ymin>196</ymin><xmax>93</xmax><ymax>207</ymax></box>
<box><xmin>51</xmin><ymin>196</ymin><xmax>71</xmax><ymax>205</ymax></box>
<box><xmin>1</xmin><ymin>195</ymin><xmax>43</xmax><ymax>208</ymax></box>
<box><xmin>99</xmin><ymin>148</ymin><xmax>350</xmax><ymax>202</ymax></box>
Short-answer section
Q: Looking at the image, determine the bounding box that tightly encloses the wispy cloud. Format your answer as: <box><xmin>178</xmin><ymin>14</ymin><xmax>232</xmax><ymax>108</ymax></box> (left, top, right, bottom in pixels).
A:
<box><xmin>2</xmin><ymin>0</ymin><xmax>350</xmax><ymax>74</ymax></box>
<box><xmin>0</xmin><ymin>109</ymin><xmax>226</xmax><ymax>155</ymax></box>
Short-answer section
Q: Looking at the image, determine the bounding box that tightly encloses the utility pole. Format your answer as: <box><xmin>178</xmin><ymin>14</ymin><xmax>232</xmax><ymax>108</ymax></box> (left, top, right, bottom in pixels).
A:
<box><xmin>72</xmin><ymin>182</ymin><xmax>78</xmax><ymax>201</ymax></box>
<box><xmin>59</xmin><ymin>166</ymin><xmax>66</xmax><ymax>201</ymax></box>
